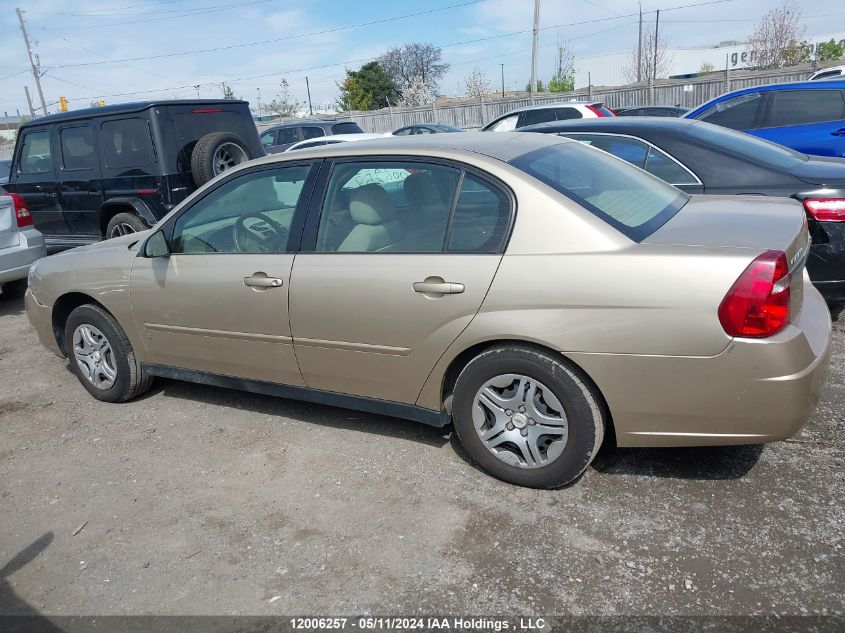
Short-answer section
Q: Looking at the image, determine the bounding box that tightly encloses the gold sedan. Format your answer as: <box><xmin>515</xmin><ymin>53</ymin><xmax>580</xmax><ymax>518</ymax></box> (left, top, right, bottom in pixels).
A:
<box><xmin>25</xmin><ymin>133</ymin><xmax>832</xmax><ymax>488</ymax></box>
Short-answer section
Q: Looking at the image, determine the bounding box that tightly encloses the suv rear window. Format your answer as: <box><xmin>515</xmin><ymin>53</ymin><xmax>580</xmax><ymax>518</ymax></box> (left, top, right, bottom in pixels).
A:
<box><xmin>331</xmin><ymin>122</ymin><xmax>363</xmax><ymax>134</ymax></box>
<box><xmin>509</xmin><ymin>141</ymin><xmax>687</xmax><ymax>241</ymax></box>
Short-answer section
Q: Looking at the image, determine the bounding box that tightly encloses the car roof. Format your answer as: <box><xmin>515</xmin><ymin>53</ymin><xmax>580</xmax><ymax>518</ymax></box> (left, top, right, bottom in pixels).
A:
<box><xmin>256</xmin><ymin>130</ymin><xmax>570</xmax><ymax>164</ymax></box>
<box><xmin>496</xmin><ymin>100</ymin><xmax>600</xmax><ymax>115</ymax></box>
<box><xmin>518</xmin><ymin>117</ymin><xmax>696</xmax><ymax>134</ymax></box>
<box><xmin>18</xmin><ymin>99</ymin><xmax>249</xmax><ymax>129</ymax></box>
<box><xmin>266</xmin><ymin>119</ymin><xmax>354</xmax><ymax>129</ymax></box>
<box><xmin>691</xmin><ymin>80</ymin><xmax>845</xmax><ymax>111</ymax></box>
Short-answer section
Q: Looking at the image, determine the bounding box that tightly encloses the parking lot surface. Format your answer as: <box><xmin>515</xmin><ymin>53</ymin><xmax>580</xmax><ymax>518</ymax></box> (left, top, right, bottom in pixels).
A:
<box><xmin>0</xmin><ymin>294</ymin><xmax>842</xmax><ymax>617</ymax></box>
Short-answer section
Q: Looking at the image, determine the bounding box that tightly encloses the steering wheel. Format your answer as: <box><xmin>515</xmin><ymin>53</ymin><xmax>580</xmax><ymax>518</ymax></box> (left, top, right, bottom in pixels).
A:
<box><xmin>233</xmin><ymin>212</ymin><xmax>288</xmax><ymax>253</ymax></box>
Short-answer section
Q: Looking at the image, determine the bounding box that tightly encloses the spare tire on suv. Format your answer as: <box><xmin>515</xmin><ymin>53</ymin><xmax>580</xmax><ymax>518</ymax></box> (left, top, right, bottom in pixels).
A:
<box><xmin>191</xmin><ymin>132</ymin><xmax>252</xmax><ymax>186</ymax></box>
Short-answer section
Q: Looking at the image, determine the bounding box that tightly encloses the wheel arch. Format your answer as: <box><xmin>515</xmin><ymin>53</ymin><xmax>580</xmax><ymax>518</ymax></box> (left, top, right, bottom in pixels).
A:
<box><xmin>51</xmin><ymin>292</ymin><xmax>113</xmax><ymax>356</ymax></box>
<box><xmin>99</xmin><ymin>198</ymin><xmax>156</xmax><ymax>237</ymax></box>
<box><xmin>437</xmin><ymin>338</ymin><xmax>616</xmax><ymax>447</ymax></box>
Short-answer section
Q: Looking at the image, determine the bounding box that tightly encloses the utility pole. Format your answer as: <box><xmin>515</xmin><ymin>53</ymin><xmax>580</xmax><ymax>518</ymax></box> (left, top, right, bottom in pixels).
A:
<box><xmin>653</xmin><ymin>9</ymin><xmax>660</xmax><ymax>82</ymax></box>
<box><xmin>305</xmin><ymin>76</ymin><xmax>313</xmax><ymax>115</ymax></box>
<box><xmin>637</xmin><ymin>3</ymin><xmax>643</xmax><ymax>82</ymax></box>
<box><xmin>529</xmin><ymin>0</ymin><xmax>540</xmax><ymax>104</ymax></box>
<box><xmin>24</xmin><ymin>86</ymin><xmax>35</xmax><ymax>118</ymax></box>
<box><xmin>500</xmin><ymin>64</ymin><xmax>505</xmax><ymax>98</ymax></box>
<box><xmin>256</xmin><ymin>87</ymin><xmax>262</xmax><ymax>119</ymax></box>
<box><xmin>16</xmin><ymin>8</ymin><xmax>47</xmax><ymax>115</ymax></box>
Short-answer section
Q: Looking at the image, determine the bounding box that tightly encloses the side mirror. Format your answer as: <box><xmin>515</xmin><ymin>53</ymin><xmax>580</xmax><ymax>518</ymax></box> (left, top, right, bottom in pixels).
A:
<box><xmin>143</xmin><ymin>230</ymin><xmax>170</xmax><ymax>258</ymax></box>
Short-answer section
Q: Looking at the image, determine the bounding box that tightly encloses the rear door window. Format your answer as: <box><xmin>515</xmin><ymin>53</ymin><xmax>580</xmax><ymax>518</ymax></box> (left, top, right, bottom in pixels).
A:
<box><xmin>301</xmin><ymin>126</ymin><xmax>325</xmax><ymax>140</ymax></box>
<box><xmin>696</xmin><ymin>92</ymin><xmax>763</xmax><ymax>130</ymax></box>
<box><xmin>763</xmin><ymin>90</ymin><xmax>845</xmax><ymax>127</ymax></box>
<box><xmin>510</xmin><ymin>141</ymin><xmax>687</xmax><ymax>241</ymax></box>
<box><xmin>331</xmin><ymin>122</ymin><xmax>363</xmax><ymax>134</ymax></box>
<box><xmin>59</xmin><ymin>125</ymin><xmax>96</xmax><ymax>171</ymax></box>
<box><xmin>101</xmin><ymin>118</ymin><xmax>155</xmax><ymax>168</ymax></box>
<box><xmin>519</xmin><ymin>108</ymin><xmax>556</xmax><ymax>127</ymax></box>
<box><xmin>447</xmin><ymin>174</ymin><xmax>511</xmax><ymax>253</ymax></box>
<box><xmin>277</xmin><ymin>127</ymin><xmax>299</xmax><ymax>145</ymax></box>
<box><xmin>18</xmin><ymin>129</ymin><xmax>53</xmax><ymax>174</ymax></box>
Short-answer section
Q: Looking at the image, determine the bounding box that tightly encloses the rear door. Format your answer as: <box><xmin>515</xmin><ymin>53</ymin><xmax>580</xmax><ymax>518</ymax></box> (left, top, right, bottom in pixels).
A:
<box><xmin>288</xmin><ymin>157</ymin><xmax>513</xmax><ymax>406</ymax></box>
<box><xmin>57</xmin><ymin>122</ymin><xmax>103</xmax><ymax>238</ymax></box>
<box><xmin>753</xmin><ymin>89</ymin><xmax>845</xmax><ymax>157</ymax></box>
<box><xmin>9</xmin><ymin>127</ymin><xmax>65</xmax><ymax>237</ymax></box>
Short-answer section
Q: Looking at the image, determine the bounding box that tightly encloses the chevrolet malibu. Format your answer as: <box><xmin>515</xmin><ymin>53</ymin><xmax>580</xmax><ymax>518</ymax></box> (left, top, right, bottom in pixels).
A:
<box><xmin>25</xmin><ymin>134</ymin><xmax>832</xmax><ymax>488</ymax></box>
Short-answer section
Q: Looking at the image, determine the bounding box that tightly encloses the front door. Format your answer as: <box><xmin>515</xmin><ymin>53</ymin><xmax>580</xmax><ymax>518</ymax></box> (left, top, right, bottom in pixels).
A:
<box><xmin>289</xmin><ymin>158</ymin><xmax>513</xmax><ymax>405</ymax></box>
<box><xmin>10</xmin><ymin>127</ymin><xmax>66</xmax><ymax>237</ymax></box>
<box><xmin>57</xmin><ymin>122</ymin><xmax>103</xmax><ymax>237</ymax></box>
<box><xmin>130</xmin><ymin>162</ymin><xmax>318</xmax><ymax>384</ymax></box>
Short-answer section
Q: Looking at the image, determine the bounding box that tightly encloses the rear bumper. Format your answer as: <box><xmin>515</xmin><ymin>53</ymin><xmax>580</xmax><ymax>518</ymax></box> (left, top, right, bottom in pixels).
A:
<box><xmin>568</xmin><ymin>283</ymin><xmax>833</xmax><ymax>447</ymax></box>
<box><xmin>0</xmin><ymin>229</ymin><xmax>46</xmax><ymax>284</ymax></box>
<box><xmin>25</xmin><ymin>288</ymin><xmax>63</xmax><ymax>357</ymax></box>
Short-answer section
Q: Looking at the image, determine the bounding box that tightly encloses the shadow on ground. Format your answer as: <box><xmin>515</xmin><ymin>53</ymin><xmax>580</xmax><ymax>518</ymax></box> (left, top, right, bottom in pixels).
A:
<box><xmin>0</xmin><ymin>296</ymin><xmax>25</xmax><ymax>318</ymax></box>
<box><xmin>0</xmin><ymin>532</ymin><xmax>65</xmax><ymax>632</ymax></box>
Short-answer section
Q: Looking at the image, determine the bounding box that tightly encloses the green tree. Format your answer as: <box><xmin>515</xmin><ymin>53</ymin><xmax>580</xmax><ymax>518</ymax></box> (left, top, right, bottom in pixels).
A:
<box><xmin>817</xmin><ymin>40</ymin><xmax>844</xmax><ymax>61</ymax></box>
<box><xmin>781</xmin><ymin>40</ymin><xmax>812</xmax><ymax>66</ymax></box>
<box><xmin>337</xmin><ymin>62</ymin><xmax>400</xmax><ymax>111</ymax></box>
<box><xmin>698</xmin><ymin>62</ymin><xmax>716</xmax><ymax>74</ymax></box>
<box><xmin>548</xmin><ymin>38</ymin><xmax>575</xmax><ymax>93</ymax></box>
<box><xmin>525</xmin><ymin>78</ymin><xmax>545</xmax><ymax>93</ymax></box>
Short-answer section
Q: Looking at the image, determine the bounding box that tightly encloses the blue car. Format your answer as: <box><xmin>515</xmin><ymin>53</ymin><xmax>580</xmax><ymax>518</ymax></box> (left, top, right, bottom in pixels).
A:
<box><xmin>685</xmin><ymin>81</ymin><xmax>845</xmax><ymax>157</ymax></box>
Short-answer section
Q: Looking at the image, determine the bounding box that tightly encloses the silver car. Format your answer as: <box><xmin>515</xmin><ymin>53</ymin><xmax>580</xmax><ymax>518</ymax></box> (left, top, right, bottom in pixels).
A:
<box><xmin>0</xmin><ymin>190</ymin><xmax>46</xmax><ymax>297</ymax></box>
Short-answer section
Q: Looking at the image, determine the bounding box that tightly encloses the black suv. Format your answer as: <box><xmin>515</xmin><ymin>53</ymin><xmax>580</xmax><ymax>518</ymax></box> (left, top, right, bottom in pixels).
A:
<box><xmin>5</xmin><ymin>100</ymin><xmax>263</xmax><ymax>249</ymax></box>
<box><xmin>260</xmin><ymin>119</ymin><xmax>363</xmax><ymax>154</ymax></box>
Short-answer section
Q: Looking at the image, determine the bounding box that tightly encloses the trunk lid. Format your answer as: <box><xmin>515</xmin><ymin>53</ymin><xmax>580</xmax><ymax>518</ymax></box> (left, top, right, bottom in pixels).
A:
<box><xmin>793</xmin><ymin>155</ymin><xmax>845</xmax><ymax>186</ymax></box>
<box><xmin>645</xmin><ymin>194</ymin><xmax>810</xmax><ymax>314</ymax></box>
<box><xmin>0</xmin><ymin>194</ymin><xmax>21</xmax><ymax>250</ymax></box>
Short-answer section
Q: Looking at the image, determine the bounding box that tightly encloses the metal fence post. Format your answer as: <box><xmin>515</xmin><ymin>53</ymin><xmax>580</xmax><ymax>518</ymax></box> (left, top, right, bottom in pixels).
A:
<box><xmin>648</xmin><ymin>77</ymin><xmax>654</xmax><ymax>105</ymax></box>
<box><xmin>479</xmin><ymin>93</ymin><xmax>485</xmax><ymax>127</ymax></box>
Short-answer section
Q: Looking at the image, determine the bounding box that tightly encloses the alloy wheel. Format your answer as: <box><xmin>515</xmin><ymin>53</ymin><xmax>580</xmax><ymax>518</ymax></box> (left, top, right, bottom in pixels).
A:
<box><xmin>213</xmin><ymin>142</ymin><xmax>248</xmax><ymax>175</ymax></box>
<box><xmin>72</xmin><ymin>324</ymin><xmax>118</xmax><ymax>390</ymax></box>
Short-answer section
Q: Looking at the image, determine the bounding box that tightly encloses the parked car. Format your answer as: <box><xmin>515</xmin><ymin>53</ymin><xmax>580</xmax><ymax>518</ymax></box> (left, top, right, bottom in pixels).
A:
<box><xmin>519</xmin><ymin>117</ymin><xmax>845</xmax><ymax>303</ymax></box>
<box><xmin>684</xmin><ymin>81</ymin><xmax>845</xmax><ymax>157</ymax></box>
<box><xmin>0</xmin><ymin>188</ymin><xmax>46</xmax><ymax>298</ymax></box>
<box><xmin>285</xmin><ymin>133</ymin><xmax>385</xmax><ymax>151</ymax></box>
<box><xmin>4</xmin><ymin>100</ymin><xmax>262</xmax><ymax>251</ymax></box>
<box><xmin>614</xmin><ymin>106</ymin><xmax>688</xmax><ymax>117</ymax></box>
<box><xmin>0</xmin><ymin>159</ymin><xmax>12</xmax><ymax>185</ymax></box>
<box><xmin>810</xmin><ymin>65</ymin><xmax>845</xmax><ymax>81</ymax></box>
<box><xmin>260</xmin><ymin>119</ymin><xmax>364</xmax><ymax>154</ymax></box>
<box><xmin>26</xmin><ymin>133</ymin><xmax>830</xmax><ymax>488</ymax></box>
<box><xmin>393</xmin><ymin>123</ymin><xmax>464</xmax><ymax>135</ymax></box>
<box><xmin>481</xmin><ymin>101</ymin><xmax>614</xmax><ymax>132</ymax></box>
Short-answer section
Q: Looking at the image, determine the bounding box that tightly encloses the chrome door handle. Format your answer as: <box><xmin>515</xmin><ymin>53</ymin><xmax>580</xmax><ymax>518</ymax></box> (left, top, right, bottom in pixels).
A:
<box><xmin>413</xmin><ymin>279</ymin><xmax>464</xmax><ymax>295</ymax></box>
<box><xmin>243</xmin><ymin>275</ymin><xmax>283</xmax><ymax>288</ymax></box>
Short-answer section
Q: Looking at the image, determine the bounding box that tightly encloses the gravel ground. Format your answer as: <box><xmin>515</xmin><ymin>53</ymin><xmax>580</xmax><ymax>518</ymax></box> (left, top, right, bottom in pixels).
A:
<box><xmin>0</xmin><ymin>292</ymin><xmax>842</xmax><ymax>618</ymax></box>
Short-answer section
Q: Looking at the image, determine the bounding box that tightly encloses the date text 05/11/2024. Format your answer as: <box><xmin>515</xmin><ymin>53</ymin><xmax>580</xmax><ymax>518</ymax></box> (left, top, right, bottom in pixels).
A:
<box><xmin>289</xmin><ymin>617</ymin><xmax>549</xmax><ymax>631</ymax></box>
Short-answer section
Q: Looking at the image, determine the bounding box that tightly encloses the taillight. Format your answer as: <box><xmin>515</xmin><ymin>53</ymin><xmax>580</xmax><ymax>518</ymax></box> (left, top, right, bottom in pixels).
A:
<box><xmin>585</xmin><ymin>104</ymin><xmax>607</xmax><ymax>117</ymax></box>
<box><xmin>802</xmin><ymin>198</ymin><xmax>845</xmax><ymax>221</ymax></box>
<box><xmin>718</xmin><ymin>250</ymin><xmax>791</xmax><ymax>338</ymax></box>
<box><xmin>10</xmin><ymin>193</ymin><xmax>33</xmax><ymax>228</ymax></box>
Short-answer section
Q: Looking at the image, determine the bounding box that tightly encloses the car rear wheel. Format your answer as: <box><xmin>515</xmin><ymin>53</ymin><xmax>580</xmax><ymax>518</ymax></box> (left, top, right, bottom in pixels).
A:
<box><xmin>106</xmin><ymin>212</ymin><xmax>147</xmax><ymax>239</ymax></box>
<box><xmin>452</xmin><ymin>345</ymin><xmax>605</xmax><ymax>488</ymax></box>
<box><xmin>191</xmin><ymin>132</ymin><xmax>251</xmax><ymax>185</ymax></box>
<box><xmin>65</xmin><ymin>304</ymin><xmax>153</xmax><ymax>403</ymax></box>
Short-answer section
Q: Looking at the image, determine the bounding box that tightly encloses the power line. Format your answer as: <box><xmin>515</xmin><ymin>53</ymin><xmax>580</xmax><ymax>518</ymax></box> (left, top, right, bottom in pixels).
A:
<box><xmin>28</xmin><ymin>0</ymin><xmax>250</xmax><ymax>17</ymax></box>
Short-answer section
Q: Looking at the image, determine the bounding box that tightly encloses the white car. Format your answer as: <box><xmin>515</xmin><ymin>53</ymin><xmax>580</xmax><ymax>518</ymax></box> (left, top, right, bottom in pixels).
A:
<box><xmin>809</xmin><ymin>65</ymin><xmax>845</xmax><ymax>81</ymax></box>
<box><xmin>0</xmin><ymin>190</ymin><xmax>46</xmax><ymax>298</ymax></box>
<box><xmin>284</xmin><ymin>133</ymin><xmax>385</xmax><ymax>151</ymax></box>
<box><xmin>481</xmin><ymin>101</ymin><xmax>615</xmax><ymax>132</ymax></box>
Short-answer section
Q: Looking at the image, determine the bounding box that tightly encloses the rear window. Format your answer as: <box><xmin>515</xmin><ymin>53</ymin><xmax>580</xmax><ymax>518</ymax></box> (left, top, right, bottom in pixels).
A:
<box><xmin>509</xmin><ymin>142</ymin><xmax>687</xmax><ymax>241</ymax></box>
<box><xmin>331</xmin><ymin>122</ymin><xmax>363</xmax><ymax>134</ymax></box>
<box><xmin>685</xmin><ymin>121</ymin><xmax>807</xmax><ymax>170</ymax></box>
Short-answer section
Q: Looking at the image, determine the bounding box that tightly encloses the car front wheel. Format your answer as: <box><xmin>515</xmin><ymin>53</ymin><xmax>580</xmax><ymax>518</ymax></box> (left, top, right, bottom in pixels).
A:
<box><xmin>106</xmin><ymin>212</ymin><xmax>147</xmax><ymax>239</ymax></box>
<box><xmin>64</xmin><ymin>304</ymin><xmax>153</xmax><ymax>403</ymax></box>
<box><xmin>452</xmin><ymin>345</ymin><xmax>605</xmax><ymax>488</ymax></box>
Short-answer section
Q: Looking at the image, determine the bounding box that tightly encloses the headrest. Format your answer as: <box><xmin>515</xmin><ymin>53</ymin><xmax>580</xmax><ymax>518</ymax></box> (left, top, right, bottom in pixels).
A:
<box><xmin>403</xmin><ymin>173</ymin><xmax>442</xmax><ymax>206</ymax></box>
<box><xmin>349</xmin><ymin>184</ymin><xmax>396</xmax><ymax>225</ymax></box>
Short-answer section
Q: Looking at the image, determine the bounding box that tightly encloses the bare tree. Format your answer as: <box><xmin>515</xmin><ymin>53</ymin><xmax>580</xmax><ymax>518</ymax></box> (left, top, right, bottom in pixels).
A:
<box><xmin>747</xmin><ymin>0</ymin><xmax>806</xmax><ymax>69</ymax></box>
<box><xmin>378</xmin><ymin>43</ymin><xmax>449</xmax><ymax>94</ymax></box>
<box><xmin>265</xmin><ymin>79</ymin><xmax>304</xmax><ymax>118</ymax></box>
<box><xmin>548</xmin><ymin>38</ymin><xmax>576</xmax><ymax>93</ymax></box>
<box><xmin>624</xmin><ymin>26</ymin><xmax>673</xmax><ymax>82</ymax></box>
<box><xmin>399</xmin><ymin>75</ymin><xmax>434</xmax><ymax>107</ymax></box>
<box><xmin>464</xmin><ymin>67</ymin><xmax>491</xmax><ymax>100</ymax></box>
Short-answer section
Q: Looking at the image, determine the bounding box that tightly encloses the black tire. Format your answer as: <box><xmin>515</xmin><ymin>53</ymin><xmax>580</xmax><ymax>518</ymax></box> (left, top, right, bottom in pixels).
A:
<box><xmin>2</xmin><ymin>278</ymin><xmax>28</xmax><ymax>299</ymax></box>
<box><xmin>452</xmin><ymin>345</ymin><xmax>605</xmax><ymax>489</ymax></box>
<box><xmin>190</xmin><ymin>132</ymin><xmax>251</xmax><ymax>186</ymax></box>
<box><xmin>106</xmin><ymin>212</ymin><xmax>147</xmax><ymax>239</ymax></box>
<box><xmin>64</xmin><ymin>304</ymin><xmax>153</xmax><ymax>403</ymax></box>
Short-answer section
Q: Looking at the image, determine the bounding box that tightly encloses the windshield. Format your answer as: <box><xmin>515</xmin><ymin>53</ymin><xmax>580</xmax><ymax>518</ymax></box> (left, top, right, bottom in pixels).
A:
<box><xmin>685</xmin><ymin>121</ymin><xmax>807</xmax><ymax>170</ymax></box>
<box><xmin>509</xmin><ymin>141</ymin><xmax>687</xmax><ymax>241</ymax></box>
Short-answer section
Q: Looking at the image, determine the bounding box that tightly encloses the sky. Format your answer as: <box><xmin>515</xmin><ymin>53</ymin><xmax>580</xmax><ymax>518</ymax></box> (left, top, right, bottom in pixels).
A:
<box><xmin>0</xmin><ymin>0</ymin><xmax>840</xmax><ymax>116</ymax></box>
